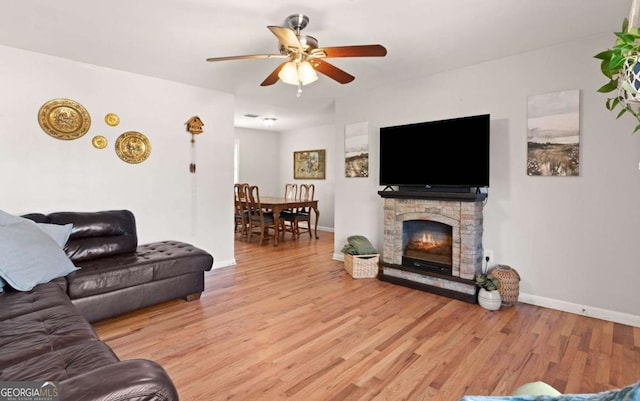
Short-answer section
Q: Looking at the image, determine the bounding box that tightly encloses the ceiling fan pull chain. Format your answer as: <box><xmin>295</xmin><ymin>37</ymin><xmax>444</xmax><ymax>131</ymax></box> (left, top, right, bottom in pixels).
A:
<box><xmin>296</xmin><ymin>82</ymin><xmax>303</xmax><ymax>98</ymax></box>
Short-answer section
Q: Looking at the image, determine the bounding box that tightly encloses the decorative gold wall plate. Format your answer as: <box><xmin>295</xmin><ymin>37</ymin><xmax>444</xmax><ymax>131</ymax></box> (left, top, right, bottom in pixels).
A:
<box><xmin>38</xmin><ymin>98</ymin><xmax>91</xmax><ymax>140</ymax></box>
<box><xmin>105</xmin><ymin>113</ymin><xmax>120</xmax><ymax>126</ymax></box>
<box><xmin>92</xmin><ymin>135</ymin><xmax>108</xmax><ymax>149</ymax></box>
<box><xmin>115</xmin><ymin>131</ymin><xmax>151</xmax><ymax>164</ymax></box>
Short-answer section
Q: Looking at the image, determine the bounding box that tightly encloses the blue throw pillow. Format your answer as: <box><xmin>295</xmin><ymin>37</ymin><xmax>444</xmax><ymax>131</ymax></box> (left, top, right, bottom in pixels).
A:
<box><xmin>0</xmin><ymin>209</ymin><xmax>73</xmax><ymax>247</ymax></box>
<box><xmin>0</xmin><ymin>209</ymin><xmax>24</xmax><ymax>225</ymax></box>
<box><xmin>36</xmin><ymin>222</ymin><xmax>73</xmax><ymax>248</ymax></box>
<box><xmin>0</xmin><ymin>220</ymin><xmax>78</xmax><ymax>291</ymax></box>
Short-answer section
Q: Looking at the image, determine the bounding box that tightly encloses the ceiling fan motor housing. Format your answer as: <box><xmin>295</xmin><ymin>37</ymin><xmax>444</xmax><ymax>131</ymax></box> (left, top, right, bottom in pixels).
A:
<box><xmin>285</xmin><ymin>14</ymin><xmax>309</xmax><ymax>32</ymax></box>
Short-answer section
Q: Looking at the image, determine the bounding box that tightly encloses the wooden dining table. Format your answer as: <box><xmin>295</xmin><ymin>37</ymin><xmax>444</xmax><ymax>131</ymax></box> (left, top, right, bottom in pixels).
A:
<box><xmin>259</xmin><ymin>197</ymin><xmax>319</xmax><ymax>246</ymax></box>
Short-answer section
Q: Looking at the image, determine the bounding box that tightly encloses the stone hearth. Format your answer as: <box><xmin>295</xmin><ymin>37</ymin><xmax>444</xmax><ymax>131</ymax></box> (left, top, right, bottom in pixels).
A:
<box><xmin>378</xmin><ymin>191</ymin><xmax>486</xmax><ymax>303</ymax></box>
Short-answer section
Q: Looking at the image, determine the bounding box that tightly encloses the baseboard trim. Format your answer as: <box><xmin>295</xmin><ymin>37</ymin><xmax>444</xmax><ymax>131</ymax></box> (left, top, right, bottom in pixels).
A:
<box><xmin>518</xmin><ymin>293</ymin><xmax>640</xmax><ymax>328</ymax></box>
<box><xmin>211</xmin><ymin>258</ymin><xmax>236</xmax><ymax>270</ymax></box>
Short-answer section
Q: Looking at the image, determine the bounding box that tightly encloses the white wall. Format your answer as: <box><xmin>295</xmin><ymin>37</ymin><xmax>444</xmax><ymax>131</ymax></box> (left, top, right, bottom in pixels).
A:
<box><xmin>0</xmin><ymin>45</ymin><xmax>236</xmax><ymax>268</ymax></box>
<box><xmin>279</xmin><ymin>124</ymin><xmax>335</xmax><ymax>231</ymax></box>
<box><xmin>334</xmin><ymin>34</ymin><xmax>640</xmax><ymax>326</ymax></box>
<box><xmin>234</xmin><ymin>127</ymin><xmax>280</xmax><ymax>197</ymax></box>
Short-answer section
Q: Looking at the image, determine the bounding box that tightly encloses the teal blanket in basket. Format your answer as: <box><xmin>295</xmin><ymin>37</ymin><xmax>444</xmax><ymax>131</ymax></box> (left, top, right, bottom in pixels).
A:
<box><xmin>341</xmin><ymin>235</ymin><xmax>377</xmax><ymax>255</ymax></box>
<box><xmin>459</xmin><ymin>381</ymin><xmax>640</xmax><ymax>401</ymax></box>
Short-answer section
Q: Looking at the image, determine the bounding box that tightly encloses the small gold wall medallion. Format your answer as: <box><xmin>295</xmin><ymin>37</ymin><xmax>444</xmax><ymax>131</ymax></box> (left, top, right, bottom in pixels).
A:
<box><xmin>92</xmin><ymin>135</ymin><xmax>108</xmax><ymax>149</ymax></box>
<box><xmin>105</xmin><ymin>113</ymin><xmax>120</xmax><ymax>126</ymax></box>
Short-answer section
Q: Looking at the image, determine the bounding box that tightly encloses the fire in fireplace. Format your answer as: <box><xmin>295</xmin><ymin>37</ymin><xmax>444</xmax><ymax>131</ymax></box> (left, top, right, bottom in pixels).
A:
<box><xmin>402</xmin><ymin>220</ymin><xmax>453</xmax><ymax>275</ymax></box>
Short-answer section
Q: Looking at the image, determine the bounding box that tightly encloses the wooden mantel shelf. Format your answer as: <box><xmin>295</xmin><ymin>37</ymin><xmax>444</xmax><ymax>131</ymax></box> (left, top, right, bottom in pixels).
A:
<box><xmin>377</xmin><ymin>190</ymin><xmax>487</xmax><ymax>202</ymax></box>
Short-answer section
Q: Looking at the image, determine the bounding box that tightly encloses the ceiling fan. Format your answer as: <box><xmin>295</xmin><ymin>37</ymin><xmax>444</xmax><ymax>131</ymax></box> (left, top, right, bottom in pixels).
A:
<box><xmin>205</xmin><ymin>14</ymin><xmax>387</xmax><ymax>94</ymax></box>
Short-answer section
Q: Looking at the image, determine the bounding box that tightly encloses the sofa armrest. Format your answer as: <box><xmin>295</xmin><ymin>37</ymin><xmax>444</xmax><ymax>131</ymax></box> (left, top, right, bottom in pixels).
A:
<box><xmin>58</xmin><ymin>359</ymin><xmax>178</xmax><ymax>401</ymax></box>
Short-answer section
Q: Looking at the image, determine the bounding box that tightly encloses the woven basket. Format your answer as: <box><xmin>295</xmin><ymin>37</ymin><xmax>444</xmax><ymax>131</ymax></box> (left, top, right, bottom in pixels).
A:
<box><xmin>343</xmin><ymin>253</ymin><xmax>379</xmax><ymax>279</ymax></box>
<box><xmin>491</xmin><ymin>265</ymin><xmax>520</xmax><ymax>307</ymax></box>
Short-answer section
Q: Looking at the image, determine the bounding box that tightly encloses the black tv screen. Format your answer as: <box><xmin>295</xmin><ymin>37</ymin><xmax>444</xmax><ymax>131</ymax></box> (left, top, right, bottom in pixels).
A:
<box><xmin>379</xmin><ymin>114</ymin><xmax>490</xmax><ymax>189</ymax></box>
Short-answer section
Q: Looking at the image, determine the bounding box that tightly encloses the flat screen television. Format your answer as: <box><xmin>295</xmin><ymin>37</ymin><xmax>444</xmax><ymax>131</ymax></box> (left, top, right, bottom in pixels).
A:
<box><xmin>379</xmin><ymin>114</ymin><xmax>490</xmax><ymax>191</ymax></box>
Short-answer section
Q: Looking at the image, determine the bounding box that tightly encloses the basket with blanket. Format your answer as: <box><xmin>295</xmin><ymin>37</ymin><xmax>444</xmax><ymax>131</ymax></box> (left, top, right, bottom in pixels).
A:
<box><xmin>341</xmin><ymin>235</ymin><xmax>379</xmax><ymax>279</ymax></box>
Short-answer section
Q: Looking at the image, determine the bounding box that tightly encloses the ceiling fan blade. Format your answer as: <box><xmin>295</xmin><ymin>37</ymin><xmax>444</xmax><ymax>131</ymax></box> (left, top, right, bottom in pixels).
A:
<box><xmin>267</xmin><ymin>26</ymin><xmax>302</xmax><ymax>51</ymax></box>
<box><xmin>260</xmin><ymin>62</ymin><xmax>288</xmax><ymax>86</ymax></box>
<box><xmin>310</xmin><ymin>59</ymin><xmax>355</xmax><ymax>84</ymax></box>
<box><xmin>206</xmin><ymin>54</ymin><xmax>287</xmax><ymax>62</ymax></box>
<box><xmin>313</xmin><ymin>44</ymin><xmax>387</xmax><ymax>58</ymax></box>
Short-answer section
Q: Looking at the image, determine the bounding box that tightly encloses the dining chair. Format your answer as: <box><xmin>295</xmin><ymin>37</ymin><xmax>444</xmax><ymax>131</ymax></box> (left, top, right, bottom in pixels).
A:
<box><xmin>245</xmin><ymin>185</ymin><xmax>277</xmax><ymax>245</ymax></box>
<box><xmin>234</xmin><ymin>183</ymin><xmax>249</xmax><ymax>237</ymax></box>
<box><xmin>287</xmin><ymin>183</ymin><xmax>315</xmax><ymax>238</ymax></box>
<box><xmin>284</xmin><ymin>183</ymin><xmax>298</xmax><ymax>201</ymax></box>
<box><xmin>281</xmin><ymin>183</ymin><xmax>298</xmax><ymax>239</ymax></box>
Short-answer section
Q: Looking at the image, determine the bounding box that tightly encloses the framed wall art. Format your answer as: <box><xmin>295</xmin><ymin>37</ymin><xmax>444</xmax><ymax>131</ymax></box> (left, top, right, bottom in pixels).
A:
<box><xmin>293</xmin><ymin>149</ymin><xmax>325</xmax><ymax>179</ymax></box>
<box><xmin>527</xmin><ymin>89</ymin><xmax>580</xmax><ymax>176</ymax></box>
<box><xmin>344</xmin><ymin>121</ymin><xmax>369</xmax><ymax>177</ymax></box>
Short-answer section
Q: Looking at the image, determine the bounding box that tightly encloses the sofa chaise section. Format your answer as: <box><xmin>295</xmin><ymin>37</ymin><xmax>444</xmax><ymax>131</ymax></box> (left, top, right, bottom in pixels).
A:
<box><xmin>23</xmin><ymin>209</ymin><xmax>214</xmax><ymax>323</ymax></box>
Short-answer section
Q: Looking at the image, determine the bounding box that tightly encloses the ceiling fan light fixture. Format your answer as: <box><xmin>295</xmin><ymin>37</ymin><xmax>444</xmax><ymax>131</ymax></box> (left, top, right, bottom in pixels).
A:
<box><xmin>278</xmin><ymin>61</ymin><xmax>300</xmax><ymax>85</ymax></box>
<box><xmin>298</xmin><ymin>61</ymin><xmax>318</xmax><ymax>85</ymax></box>
<box><xmin>263</xmin><ymin>118</ymin><xmax>277</xmax><ymax>127</ymax></box>
<box><xmin>278</xmin><ymin>60</ymin><xmax>318</xmax><ymax>86</ymax></box>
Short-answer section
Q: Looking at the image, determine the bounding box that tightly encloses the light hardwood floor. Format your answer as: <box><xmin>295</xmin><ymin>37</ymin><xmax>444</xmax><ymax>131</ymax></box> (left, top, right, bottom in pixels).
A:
<box><xmin>94</xmin><ymin>232</ymin><xmax>640</xmax><ymax>401</ymax></box>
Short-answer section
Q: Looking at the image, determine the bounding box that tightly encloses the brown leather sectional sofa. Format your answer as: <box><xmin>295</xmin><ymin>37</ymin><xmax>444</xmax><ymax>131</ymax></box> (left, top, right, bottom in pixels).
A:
<box><xmin>0</xmin><ymin>209</ymin><xmax>214</xmax><ymax>401</ymax></box>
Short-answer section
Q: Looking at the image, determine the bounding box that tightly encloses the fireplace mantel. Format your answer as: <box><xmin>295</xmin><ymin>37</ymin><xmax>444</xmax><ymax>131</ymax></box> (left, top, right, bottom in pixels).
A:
<box><xmin>378</xmin><ymin>190</ymin><xmax>487</xmax><ymax>202</ymax></box>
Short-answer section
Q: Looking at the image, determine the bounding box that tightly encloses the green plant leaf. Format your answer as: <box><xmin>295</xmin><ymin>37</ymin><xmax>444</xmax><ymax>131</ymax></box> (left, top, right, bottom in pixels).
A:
<box><xmin>610</xmin><ymin>55</ymin><xmax>626</xmax><ymax>70</ymax></box>
<box><xmin>600</xmin><ymin>61</ymin><xmax>614</xmax><ymax>79</ymax></box>
<box><xmin>616</xmin><ymin>104</ymin><xmax>638</xmax><ymax>118</ymax></box>
<box><xmin>598</xmin><ymin>80</ymin><xmax>618</xmax><ymax>93</ymax></box>
<box><xmin>607</xmin><ymin>97</ymin><xmax>622</xmax><ymax>111</ymax></box>
<box><xmin>611</xmin><ymin>97</ymin><xmax>621</xmax><ymax>110</ymax></box>
<box><xmin>616</xmin><ymin>107</ymin><xmax>627</xmax><ymax>119</ymax></box>
<box><xmin>620</xmin><ymin>44</ymin><xmax>635</xmax><ymax>53</ymax></box>
<box><xmin>634</xmin><ymin>124</ymin><xmax>640</xmax><ymax>133</ymax></box>
<box><xmin>476</xmin><ymin>273</ymin><xmax>501</xmax><ymax>290</ymax></box>
<box><xmin>622</xmin><ymin>18</ymin><xmax>630</xmax><ymax>33</ymax></box>
<box><xmin>594</xmin><ymin>50</ymin><xmax>613</xmax><ymax>60</ymax></box>
<box><xmin>615</xmin><ymin>32</ymin><xmax>635</xmax><ymax>43</ymax></box>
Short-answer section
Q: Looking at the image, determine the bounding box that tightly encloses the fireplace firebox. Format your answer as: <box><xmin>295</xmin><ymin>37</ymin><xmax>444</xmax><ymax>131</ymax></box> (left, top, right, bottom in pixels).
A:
<box><xmin>402</xmin><ymin>220</ymin><xmax>453</xmax><ymax>275</ymax></box>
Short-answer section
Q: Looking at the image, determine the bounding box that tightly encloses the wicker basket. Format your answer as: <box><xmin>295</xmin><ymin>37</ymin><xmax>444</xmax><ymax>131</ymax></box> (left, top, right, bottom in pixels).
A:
<box><xmin>343</xmin><ymin>253</ymin><xmax>380</xmax><ymax>279</ymax></box>
<box><xmin>491</xmin><ymin>265</ymin><xmax>520</xmax><ymax>307</ymax></box>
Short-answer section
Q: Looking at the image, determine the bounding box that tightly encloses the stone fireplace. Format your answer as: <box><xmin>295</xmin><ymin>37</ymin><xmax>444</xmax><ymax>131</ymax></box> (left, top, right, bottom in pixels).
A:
<box><xmin>378</xmin><ymin>190</ymin><xmax>486</xmax><ymax>303</ymax></box>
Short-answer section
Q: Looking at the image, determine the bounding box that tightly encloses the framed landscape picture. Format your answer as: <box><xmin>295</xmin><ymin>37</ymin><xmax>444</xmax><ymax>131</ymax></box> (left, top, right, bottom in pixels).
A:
<box><xmin>344</xmin><ymin>121</ymin><xmax>369</xmax><ymax>177</ymax></box>
<box><xmin>293</xmin><ymin>149</ymin><xmax>326</xmax><ymax>179</ymax></box>
<box><xmin>527</xmin><ymin>89</ymin><xmax>580</xmax><ymax>176</ymax></box>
